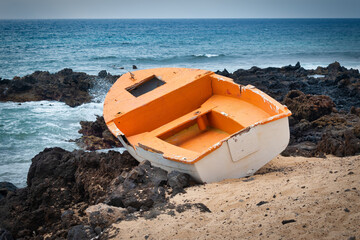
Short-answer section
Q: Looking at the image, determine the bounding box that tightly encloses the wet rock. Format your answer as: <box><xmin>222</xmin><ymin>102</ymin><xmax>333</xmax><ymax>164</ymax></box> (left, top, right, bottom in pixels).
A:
<box><xmin>85</xmin><ymin>203</ymin><xmax>127</xmax><ymax>228</ymax></box>
<box><xmin>132</xmin><ymin>65</ymin><xmax>138</xmax><ymax>69</ymax></box>
<box><xmin>75</xmin><ymin>115</ymin><xmax>122</xmax><ymax>150</ymax></box>
<box><xmin>98</xmin><ymin>70</ymin><xmax>108</xmax><ymax>78</ymax></box>
<box><xmin>97</xmin><ymin>70</ymin><xmax>120</xmax><ymax>84</ymax></box>
<box><xmin>67</xmin><ymin>225</ymin><xmax>96</xmax><ymax>240</ymax></box>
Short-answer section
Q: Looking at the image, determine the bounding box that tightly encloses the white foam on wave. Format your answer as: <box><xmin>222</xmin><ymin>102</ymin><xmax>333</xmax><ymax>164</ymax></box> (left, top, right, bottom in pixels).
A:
<box><xmin>0</xmin><ymin>100</ymin><xmax>105</xmax><ymax>187</ymax></box>
<box><xmin>194</xmin><ymin>54</ymin><xmax>220</xmax><ymax>58</ymax></box>
<box><xmin>0</xmin><ymin>80</ymin><xmax>110</xmax><ymax>187</ymax></box>
<box><xmin>94</xmin><ymin>147</ymin><xmax>127</xmax><ymax>154</ymax></box>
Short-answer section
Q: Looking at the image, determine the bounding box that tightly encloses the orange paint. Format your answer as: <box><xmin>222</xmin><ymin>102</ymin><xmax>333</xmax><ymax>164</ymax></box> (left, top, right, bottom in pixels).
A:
<box><xmin>103</xmin><ymin>68</ymin><xmax>291</xmax><ymax>164</ymax></box>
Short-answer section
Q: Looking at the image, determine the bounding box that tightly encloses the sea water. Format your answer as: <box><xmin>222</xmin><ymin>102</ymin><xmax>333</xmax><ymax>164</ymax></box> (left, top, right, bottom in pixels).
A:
<box><xmin>1</xmin><ymin>19</ymin><xmax>360</xmax><ymax>186</ymax></box>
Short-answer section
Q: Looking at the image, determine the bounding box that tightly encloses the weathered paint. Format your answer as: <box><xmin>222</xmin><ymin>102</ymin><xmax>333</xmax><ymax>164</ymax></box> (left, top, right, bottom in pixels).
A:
<box><xmin>103</xmin><ymin>68</ymin><xmax>292</xmax><ymax>182</ymax></box>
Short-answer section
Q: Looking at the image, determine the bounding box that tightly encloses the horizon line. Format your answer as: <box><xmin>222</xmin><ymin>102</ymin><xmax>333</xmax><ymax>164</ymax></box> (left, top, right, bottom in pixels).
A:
<box><xmin>1</xmin><ymin>17</ymin><xmax>360</xmax><ymax>21</ymax></box>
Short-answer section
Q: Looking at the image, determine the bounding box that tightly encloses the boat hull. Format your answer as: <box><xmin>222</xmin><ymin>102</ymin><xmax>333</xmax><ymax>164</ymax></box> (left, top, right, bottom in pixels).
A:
<box><xmin>118</xmin><ymin>117</ymin><xmax>290</xmax><ymax>183</ymax></box>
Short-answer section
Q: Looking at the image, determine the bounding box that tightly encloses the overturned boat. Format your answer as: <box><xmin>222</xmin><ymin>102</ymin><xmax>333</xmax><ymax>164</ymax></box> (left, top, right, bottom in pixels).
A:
<box><xmin>103</xmin><ymin>68</ymin><xmax>291</xmax><ymax>183</ymax></box>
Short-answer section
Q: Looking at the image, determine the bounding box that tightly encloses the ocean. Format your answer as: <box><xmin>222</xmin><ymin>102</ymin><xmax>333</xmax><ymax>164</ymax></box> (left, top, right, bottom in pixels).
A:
<box><xmin>1</xmin><ymin>18</ymin><xmax>360</xmax><ymax>187</ymax></box>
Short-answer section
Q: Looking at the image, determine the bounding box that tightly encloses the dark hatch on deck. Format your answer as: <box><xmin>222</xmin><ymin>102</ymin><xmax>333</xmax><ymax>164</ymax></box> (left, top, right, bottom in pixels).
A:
<box><xmin>126</xmin><ymin>75</ymin><xmax>165</xmax><ymax>97</ymax></box>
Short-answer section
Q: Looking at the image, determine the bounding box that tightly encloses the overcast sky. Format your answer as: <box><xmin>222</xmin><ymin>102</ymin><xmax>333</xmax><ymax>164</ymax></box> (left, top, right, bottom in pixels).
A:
<box><xmin>0</xmin><ymin>0</ymin><xmax>359</xmax><ymax>19</ymax></box>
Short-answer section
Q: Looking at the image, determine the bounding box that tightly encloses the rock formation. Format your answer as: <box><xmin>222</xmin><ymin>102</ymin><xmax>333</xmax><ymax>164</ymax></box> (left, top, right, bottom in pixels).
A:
<box><xmin>75</xmin><ymin>115</ymin><xmax>123</xmax><ymax>150</ymax></box>
<box><xmin>0</xmin><ymin>69</ymin><xmax>119</xmax><ymax>107</ymax></box>
<box><xmin>0</xmin><ymin>148</ymin><xmax>195</xmax><ymax>239</ymax></box>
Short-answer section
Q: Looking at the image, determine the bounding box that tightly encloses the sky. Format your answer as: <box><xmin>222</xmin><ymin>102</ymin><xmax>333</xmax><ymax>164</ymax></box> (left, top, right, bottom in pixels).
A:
<box><xmin>0</xmin><ymin>0</ymin><xmax>359</xmax><ymax>19</ymax></box>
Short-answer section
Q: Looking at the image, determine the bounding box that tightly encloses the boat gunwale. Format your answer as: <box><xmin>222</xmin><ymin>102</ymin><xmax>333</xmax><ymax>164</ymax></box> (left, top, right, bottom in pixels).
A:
<box><xmin>141</xmin><ymin>110</ymin><xmax>291</xmax><ymax>164</ymax></box>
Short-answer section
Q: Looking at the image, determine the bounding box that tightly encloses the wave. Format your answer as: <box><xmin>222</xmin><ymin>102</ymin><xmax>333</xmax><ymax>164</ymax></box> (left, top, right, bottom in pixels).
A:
<box><xmin>90</xmin><ymin>56</ymin><xmax>117</xmax><ymax>61</ymax></box>
<box><xmin>132</xmin><ymin>53</ymin><xmax>228</xmax><ymax>64</ymax></box>
<box><xmin>192</xmin><ymin>54</ymin><xmax>225</xmax><ymax>58</ymax></box>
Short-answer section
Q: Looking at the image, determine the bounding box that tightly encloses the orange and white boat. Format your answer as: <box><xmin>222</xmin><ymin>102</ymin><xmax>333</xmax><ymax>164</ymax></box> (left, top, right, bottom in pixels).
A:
<box><xmin>103</xmin><ymin>68</ymin><xmax>291</xmax><ymax>183</ymax></box>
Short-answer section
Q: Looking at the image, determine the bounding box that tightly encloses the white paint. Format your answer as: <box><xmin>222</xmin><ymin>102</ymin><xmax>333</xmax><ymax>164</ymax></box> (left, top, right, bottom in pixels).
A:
<box><xmin>123</xmin><ymin>117</ymin><xmax>290</xmax><ymax>183</ymax></box>
<box><xmin>227</xmin><ymin>127</ymin><xmax>259</xmax><ymax>162</ymax></box>
<box><xmin>245</xmin><ymin>87</ymin><xmax>281</xmax><ymax>114</ymax></box>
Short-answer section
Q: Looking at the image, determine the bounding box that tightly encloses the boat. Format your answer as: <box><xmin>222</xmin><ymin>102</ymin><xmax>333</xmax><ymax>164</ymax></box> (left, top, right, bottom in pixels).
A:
<box><xmin>103</xmin><ymin>68</ymin><xmax>292</xmax><ymax>183</ymax></box>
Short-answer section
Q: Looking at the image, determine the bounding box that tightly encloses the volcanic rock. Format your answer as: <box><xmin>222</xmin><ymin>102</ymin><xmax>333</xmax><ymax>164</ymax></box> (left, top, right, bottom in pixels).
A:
<box><xmin>284</xmin><ymin>90</ymin><xmax>335</xmax><ymax>122</ymax></box>
<box><xmin>97</xmin><ymin>70</ymin><xmax>120</xmax><ymax>84</ymax></box>
<box><xmin>107</xmin><ymin>160</ymin><xmax>168</xmax><ymax>210</ymax></box>
<box><xmin>0</xmin><ymin>69</ymin><xmax>120</xmax><ymax>107</ymax></box>
<box><xmin>217</xmin><ymin>62</ymin><xmax>360</xmax><ymax>110</ymax></box>
<box><xmin>67</xmin><ymin>225</ymin><xmax>96</xmax><ymax>240</ymax></box>
<box><xmin>0</xmin><ymin>69</ymin><xmax>95</xmax><ymax>107</ymax></box>
<box><xmin>167</xmin><ymin>171</ymin><xmax>191</xmax><ymax>195</ymax></box>
<box><xmin>0</xmin><ymin>148</ymin><xmax>138</xmax><ymax>239</ymax></box>
<box><xmin>0</xmin><ymin>147</ymin><xmax>197</xmax><ymax>239</ymax></box>
<box><xmin>75</xmin><ymin>115</ymin><xmax>122</xmax><ymax>150</ymax></box>
<box><xmin>85</xmin><ymin>203</ymin><xmax>127</xmax><ymax>228</ymax></box>
<box><xmin>0</xmin><ymin>228</ymin><xmax>13</xmax><ymax>240</ymax></box>
<box><xmin>0</xmin><ymin>182</ymin><xmax>17</xmax><ymax>201</ymax></box>
<box><xmin>217</xmin><ymin>62</ymin><xmax>360</xmax><ymax>157</ymax></box>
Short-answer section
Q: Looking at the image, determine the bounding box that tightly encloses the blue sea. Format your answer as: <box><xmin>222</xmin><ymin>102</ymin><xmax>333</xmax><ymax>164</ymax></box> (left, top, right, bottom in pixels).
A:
<box><xmin>1</xmin><ymin>19</ymin><xmax>360</xmax><ymax>187</ymax></box>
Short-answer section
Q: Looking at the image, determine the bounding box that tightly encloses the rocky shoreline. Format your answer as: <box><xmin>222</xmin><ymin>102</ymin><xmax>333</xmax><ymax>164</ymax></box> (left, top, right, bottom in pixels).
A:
<box><xmin>217</xmin><ymin>62</ymin><xmax>360</xmax><ymax>157</ymax></box>
<box><xmin>0</xmin><ymin>62</ymin><xmax>359</xmax><ymax>239</ymax></box>
<box><xmin>74</xmin><ymin>115</ymin><xmax>123</xmax><ymax>151</ymax></box>
<box><xmin>0</xmin><ymin>69</ymin><xmax>119</xmax><ymax>107</ymax></box>
<box><xmin>0</xmin><ymin>148</ymin><xmax>197</xmax><ymax>239</ymax></box>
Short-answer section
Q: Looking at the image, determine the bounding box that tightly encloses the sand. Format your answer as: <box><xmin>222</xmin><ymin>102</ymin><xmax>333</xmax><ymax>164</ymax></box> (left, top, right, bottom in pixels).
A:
<box><xmin>107</xmin><ymin>155</ymin><xmax>360</xmax><ymax>239</ymax></box>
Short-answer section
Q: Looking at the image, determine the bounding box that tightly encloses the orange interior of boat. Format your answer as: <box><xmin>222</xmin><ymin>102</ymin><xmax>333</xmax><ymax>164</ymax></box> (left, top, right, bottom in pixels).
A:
<box><xmin>103</xmin><ymin>68</ymin><xmax>291</xmax><ymax>163</ymax></box>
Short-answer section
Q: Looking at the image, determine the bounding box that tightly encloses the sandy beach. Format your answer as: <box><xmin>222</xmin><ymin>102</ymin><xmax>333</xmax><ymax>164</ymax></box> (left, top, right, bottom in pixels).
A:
<box><xmin>107</xmin><ymin>155</ymin><xmax>360</xmax><ymax>239</ymax></box>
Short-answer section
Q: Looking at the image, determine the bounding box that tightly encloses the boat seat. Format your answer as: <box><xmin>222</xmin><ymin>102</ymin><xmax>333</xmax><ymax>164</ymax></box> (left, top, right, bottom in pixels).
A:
<box><xmin>127</xmin><ymin>103</ymin><xmax>217</xmax><ymax>161</ymax></box>
<box><xmin>127</xmin><ymin>94</ymin><xmax>271</xmax><ymax>162</ymax></box>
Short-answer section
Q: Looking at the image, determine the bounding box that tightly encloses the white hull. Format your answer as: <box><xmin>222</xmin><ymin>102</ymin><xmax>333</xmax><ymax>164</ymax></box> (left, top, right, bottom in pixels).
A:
<box><xmin>118</xmin><ymin>117</ymin><xmax>290</xmax><ymax>183</ymax></box>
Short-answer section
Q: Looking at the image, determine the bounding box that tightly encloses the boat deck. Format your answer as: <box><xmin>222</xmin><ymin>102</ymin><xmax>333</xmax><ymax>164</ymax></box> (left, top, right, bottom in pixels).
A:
<box><xmin>127</xmin><ymin>94</ymin><xmax>271</xmax><ymax>162</ymax></box>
